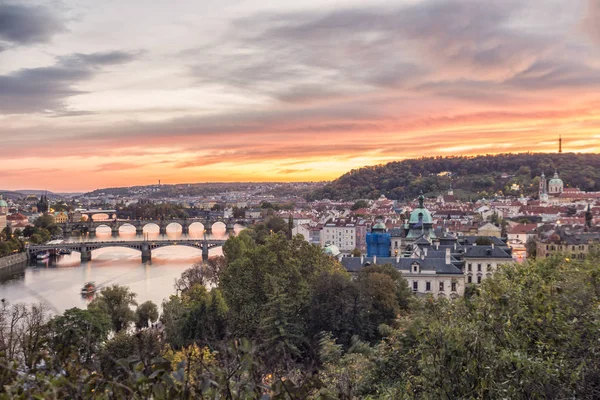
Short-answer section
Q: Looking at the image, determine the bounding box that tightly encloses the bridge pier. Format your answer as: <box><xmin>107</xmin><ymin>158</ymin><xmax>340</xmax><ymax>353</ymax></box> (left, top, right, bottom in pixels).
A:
<box><xmin>182</xmin><ymin>224</ymin><xmax>189</xmax><ymax>235</ymax></box>
<box><xmin>202</xmin><ymin>243</ymin><xmax>209</xmax><ymax>260</ymax></box>
<box><xmin>205</xmin><ymin>225</ymin><xmax>212</xmax><ymax>234</ymax></box>
<box><xmin>141</xmin><ymin>243</ymin><xmax>152</xmax><ymax>263</ymax></box>
<box><xmin>80</xmin><ymin>246</ymin><xmax>92</xmax><ymax>262</ymax></box>
<box><xmin>225</xmin><ymin>223</ymin><xmax>235</xmax><ymax>234</ymax></box>
<box><xmin>159</xmin><ymin>225</ymin><xmax>167</xmax><ymax>235</ymax></box>
<box><xmin>136</xmin><ymin>225</ymin><xmax>144</xmax><ymax>235</ymax></box>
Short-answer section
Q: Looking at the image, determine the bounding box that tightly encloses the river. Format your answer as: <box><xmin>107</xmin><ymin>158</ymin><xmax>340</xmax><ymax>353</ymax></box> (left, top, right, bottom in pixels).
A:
<box><xmin>0</xmin><ymin>223</ymin><xmax>242</xmax><ymax>313</ymax></box>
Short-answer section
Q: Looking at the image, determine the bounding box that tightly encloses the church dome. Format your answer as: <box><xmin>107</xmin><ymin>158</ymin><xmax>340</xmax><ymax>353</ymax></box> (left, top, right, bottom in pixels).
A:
<box><xmin>0</xmin><ymin>196</ymin><xmax>8</xmax><ymax>208</ymax></box>
<box><xmin>372</xmin><ymin>222</ymin><xmax>387</xmax><ymax>231</ymax></box>
<box><xmin>409</xmin><ymin>193</ymin><xmax>433</xmax><ymax>224</ymax></box>
<box><xmin>323</xmin><ymin>244</ymin><xmax>341</xmax><ymax>257</ymax></box>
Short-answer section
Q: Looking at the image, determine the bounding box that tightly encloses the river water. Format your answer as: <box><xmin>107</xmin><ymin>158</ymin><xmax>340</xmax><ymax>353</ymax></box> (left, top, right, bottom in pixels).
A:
<box><xmin>0</xmin><ymin>224</ymin><xmax>242</xmax><ymax>314</ymax></box>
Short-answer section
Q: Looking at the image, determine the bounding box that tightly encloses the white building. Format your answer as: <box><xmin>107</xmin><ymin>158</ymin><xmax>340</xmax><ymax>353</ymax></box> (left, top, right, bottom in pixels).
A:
<box><xmin>322</xmin><ymin>219</ymin><xmax>357</xmax><ymax>251</ymax></box>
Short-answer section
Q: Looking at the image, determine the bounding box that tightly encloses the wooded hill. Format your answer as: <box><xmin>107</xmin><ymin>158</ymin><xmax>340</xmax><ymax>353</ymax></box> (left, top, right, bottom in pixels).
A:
<box><xmin>307</xmin><ymin>153</ymin><xmax>600</xmax><ymax>201</ymax></box>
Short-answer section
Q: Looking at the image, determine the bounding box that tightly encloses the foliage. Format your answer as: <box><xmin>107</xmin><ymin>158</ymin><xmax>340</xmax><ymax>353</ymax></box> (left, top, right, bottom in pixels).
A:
<box><xmin>475</xmin><ymin>236</ymin><xmax>493</xmax><ymax>245</ymax></box>
<box><xmin>89</xmin><ymin>285</ymin><xmax>138</xmax><ymax>332</ymax></box>
<box><xmin>351</xmin><ymin>199</ymin><xmax>369</xmax><ymax>210</ymax></box>
<box><xmin>308</xmin><ymin>153</ymin><xmax>600</xmax><ymax>200</ymax></box>
<box><xmin>135</xmin><ymin>301</ymin><xmax>159</xmax><ymax>329</ymax></box>
<box><xmin>4</xmin><ymin>236</ymin><xmax>600</xmax><ymax>398</ymax></box>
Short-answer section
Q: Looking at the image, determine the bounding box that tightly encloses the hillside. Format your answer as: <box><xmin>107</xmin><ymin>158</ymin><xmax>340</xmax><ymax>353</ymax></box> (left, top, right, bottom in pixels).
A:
<box><xmin>307</xmin><ymin>153</ymin><xmax>600</xmax><ymax>201</ymax></box>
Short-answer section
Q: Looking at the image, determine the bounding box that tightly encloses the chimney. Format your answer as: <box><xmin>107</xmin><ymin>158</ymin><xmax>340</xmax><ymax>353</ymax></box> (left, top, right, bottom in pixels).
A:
<box><xmin>491</xmin><ymin>243</ymin><xmax>495</xmax><ymax>249</ymax></box>
<box><xmin>424</xmin><ymin>248</ymin><xmax>428</xmax><ymax>257</ymax></box>
<box><xmin>454</xmin><ymin>242</ymin><xmax>457</xmax><ymax>251</ymax></box>
<box><xmin>445</xmin><ymin>248</ymin><xmax>451</xmax><ymax>265</ymax></box>
<box><xmin>436</xmin><ymin>243</ymin><xmax>440</xmax><ymax>250</ymax></box>
<box><xmin>396</xmin><ymin>255</ymin><xmax>400</xmax><ymax>262</ymax></box>
<box><xmin>420</xmin><ymin>253</ymin><xmax>425</xmax><ymax>260</ymax></box>
<box><xmin>373</xmin><ymin>255</ymin><xmax>377</xmax><ymax>264</ymax></box>
<box><xmin>360</xmin><ymin>255</ymin><xmax>364</xmax><ymax>264</ymax></box>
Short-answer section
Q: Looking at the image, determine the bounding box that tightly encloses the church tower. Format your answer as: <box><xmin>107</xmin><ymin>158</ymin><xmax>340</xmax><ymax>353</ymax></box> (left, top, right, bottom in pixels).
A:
<box><xmin>539</xmin><ymin>172</ymin><xmax>548</xmax><ymax>203</ymax></box>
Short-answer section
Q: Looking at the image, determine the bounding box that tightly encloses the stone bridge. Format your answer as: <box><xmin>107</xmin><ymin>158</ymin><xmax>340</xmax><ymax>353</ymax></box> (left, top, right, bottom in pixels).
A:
<box><xmin>58</xmin><ymin>218</ymin><xmax>251</xmax><ymax>236</ymax></box>
<box><xmin>27</xmin><ymin>239</ymin><xmax>227</xmax><ymax>263</ymax></box>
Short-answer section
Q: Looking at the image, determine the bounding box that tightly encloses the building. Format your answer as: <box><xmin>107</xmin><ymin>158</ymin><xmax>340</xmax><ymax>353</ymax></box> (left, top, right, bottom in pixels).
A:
<box><xmin>477</xmin><ymin>222</ymin><xmax>502</xmax><ymax>237</ymax></box>
<box><xmin>463</xmin><ymin>244</ymin><xmax>513</xmax><ymax>284</ymax></box>
<box><xmin>292</xmin><ymin>223</ymin><xmax>323</xmax><ymax>245</ymax></box>
<box><xmin>548</xmin><ymin>171</ymin><xmax>564</xmax><ymax>196</ymax></box>
<box><xmin>342</xmin><ymin>249</ymin><xmax>464</xmax><ymax>298</ymax></box>
<box><xmin>53</xmin><ymin>211</ymin><xmax>69</xmax><ymax>224</ymax></box>
<box><xmin>0</xmin><ymin>195</ymin><xmax>7</xmax><ymax>230</ymax></box>
<box><xmin>366</xmin><ymin>222</ymin><xmax>391</xmax><ymax>257</ymax></box>
<box><xmin>322</xmin><ymin>218</ymin><xmax>357</xmax><ymax>252</ymax></box>
<box><xmin>536</xmin><ymin>230</ymin><xmax>600</xmax><ymax>260</ymax></box>
<box><xmin>404</xmin><ymin>193</ymin><xmax>436</xmax><ymax>245</ymax></box>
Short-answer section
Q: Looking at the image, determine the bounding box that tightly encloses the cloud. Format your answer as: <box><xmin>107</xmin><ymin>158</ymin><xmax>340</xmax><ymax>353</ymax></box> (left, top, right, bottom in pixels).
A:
<box><xmin>186</xmin><ymin>0</ymin><xmax>561</xmax><ymax>105</ymax></box>
<box><xmin>0</xmin><ymin>51</ymin><xmax>141</xmax><ymax>114</ymax></box>
<box><xmin>583</xmin><ymin>0</ymin><xmax>600</xmax><ymax>46</ymax></box>
<box><xmin>0</xmin><ymin>2</ymin><xmax>65</xmax><ymax>47</ymax></box>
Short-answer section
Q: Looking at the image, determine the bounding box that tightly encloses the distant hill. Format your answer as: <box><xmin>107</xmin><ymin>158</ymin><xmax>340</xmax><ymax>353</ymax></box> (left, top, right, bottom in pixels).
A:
<box><xmin>307</xmin><ymin>153</ymin><xmax>600</xmax><ymax>201</ymax></box>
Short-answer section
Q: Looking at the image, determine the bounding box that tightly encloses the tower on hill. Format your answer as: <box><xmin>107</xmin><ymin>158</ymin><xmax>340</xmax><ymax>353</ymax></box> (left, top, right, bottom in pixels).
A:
<box><xmin>559</xmin><ymin>134</ymin><xmax>562</xmax><ymax>153</ymax></box>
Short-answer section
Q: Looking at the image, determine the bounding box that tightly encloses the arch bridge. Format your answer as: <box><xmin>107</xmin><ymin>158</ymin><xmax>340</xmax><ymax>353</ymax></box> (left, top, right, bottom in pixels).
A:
<box><xmin>58</xmin><ymin>218</ymin><xmax>250</xmax><ymax>236</ymax></box>
<box><xmin>27</xmin><ymin>239</ymin><xmax>226</xmax><ymax>263</ymax></box>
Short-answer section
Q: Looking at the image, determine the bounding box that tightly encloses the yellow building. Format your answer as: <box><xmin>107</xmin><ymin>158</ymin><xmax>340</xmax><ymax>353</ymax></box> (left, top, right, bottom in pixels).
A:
<box><xmin>54</xmin><ymin>211</ymin><xmax>69</xmax><ymax>224</ymax></box>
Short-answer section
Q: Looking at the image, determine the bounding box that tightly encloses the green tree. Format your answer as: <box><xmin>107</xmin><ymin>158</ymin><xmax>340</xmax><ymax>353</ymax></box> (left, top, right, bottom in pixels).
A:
<box><xmin>475</xmin><ymin>236</ymin><xmax>493</xmax><ymax>245</ymax></box>
<box><xmin>135</xmin><ymin>301</ymin><xmax>159</xmax><ymax>329</ymax></box>
<box><xmin>50</xmin><ymin>307</ymin><xmax>111</xmax><ymax>366</ymax></box>
<box><xmin>220</xmin><ymin>234</ymin><xmax>341</xmax><ymax>342</ymax></box>
<box><xmin>351</xmin><ymin>199</ymin><xmax>369</xmax><ymax>211</ymax></box>
<box><xmin>89</xmin><ymin>285</ymin><xmax>137</xmax><ymax>332</ymax></box>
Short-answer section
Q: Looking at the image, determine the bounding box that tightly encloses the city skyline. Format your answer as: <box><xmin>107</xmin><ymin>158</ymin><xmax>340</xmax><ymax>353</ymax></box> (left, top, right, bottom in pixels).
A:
<box><xmin>2</xmin><ymin>0</ymin><xmax>600</xmax><ymax>191</ymax></box>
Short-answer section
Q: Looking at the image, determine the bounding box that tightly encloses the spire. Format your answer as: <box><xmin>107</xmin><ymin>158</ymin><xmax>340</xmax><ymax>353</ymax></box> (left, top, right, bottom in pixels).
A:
<box><xmin>586</xmin><ymin>203</ymin><xmax>593</xmax><ymax>229</ymax></box>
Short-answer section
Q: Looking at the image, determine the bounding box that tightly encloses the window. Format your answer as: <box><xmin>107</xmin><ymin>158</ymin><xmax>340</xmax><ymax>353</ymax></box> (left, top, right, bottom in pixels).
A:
<box><xmin>467</xmin><ymin>275</ymin><xmax>472</xmax><ymax>283</ymax></box>
<box><xmin>487</xmin><ymin>264</ymin><xmax>492</xmax><ymax>271</ymax></box>
<box><xmin>451</xmin><ymin>281</ymin><xmax>457</xmax><ymax>292</ymax></box>
<box><xmin>477</xmin><ymin>276</ymin><xmax>482</xmax><ymax>284</ymax></box>
<box><xmin>468</xmin><ymin>263</ymin><xmax>472</xmax><ymax>272</ymax></box>
<box><xmin>477</xmin><ymin>264</ymin><xmax>482</xmax><ymax>272</ymax></box>
<box><xmin>426</xmin><ymin>281</ymin><xmax>431</xmax><ymax>291</ymax></box>
<box><xmin>412</xmin><ymin>281</ymin><xmax>418</xmax><ymax>292</ymax></box>
<box><xmin>439</xmin><ymin>282</ymin><xmax>445</xmax><ymax>291</ymax></box>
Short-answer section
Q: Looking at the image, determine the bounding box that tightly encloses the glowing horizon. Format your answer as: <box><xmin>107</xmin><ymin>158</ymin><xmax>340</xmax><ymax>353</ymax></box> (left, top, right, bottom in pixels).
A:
<box><xmin>1</xmin><ymin>0</ymin><xmax>600</xmax><ymax>192</ymax></box>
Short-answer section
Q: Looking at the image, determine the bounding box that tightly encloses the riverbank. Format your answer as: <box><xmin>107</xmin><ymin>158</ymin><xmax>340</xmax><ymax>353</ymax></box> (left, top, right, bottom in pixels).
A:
<box><xmin>0</xmin><ymin>253</ymin><xmax>27</xmax><ymax>270</ymax></box>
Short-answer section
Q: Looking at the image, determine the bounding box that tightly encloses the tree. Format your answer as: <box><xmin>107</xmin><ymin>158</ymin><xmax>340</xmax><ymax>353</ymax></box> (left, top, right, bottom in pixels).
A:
<box><xmin>526</xmin><ymin>236</ymin><xmax>537</xmax><ymax>259</ymax></box>
<box><xmin>220</xmin><ymin>233</ymin><xmax>341</xmax><ymax>341</ymax></box>
<box><xmin>135</xmin><ymin>301</ymin><xmax>159</xmax><ymax>330</ymax></box>
<box><xmin>351</xmin><ymin>200</ymin><xmax>369</xmax><ymax>211</ymax></box>
<box><xmin>50</xmin><ymin>307</ymin><xmax>111</xmax><ymax>365</ymax></box>
<box><xmin>89</xmin><ymin>285</ymin><xmax>137</xmax><ymax>332</ymax></box>
<box><xmin>475</xmin><ymin>236</ymin><xmax>493</xmax><ymax>245</ymax></box>
<box><xmin>351</xmin><ymin>248</ymin><xmax>361</xmax><ymax>257</ymax></box>
<box><xmin>309</xmin><ymin>272</ymin><xmax>364</xmax><ymax>347</ymax></box>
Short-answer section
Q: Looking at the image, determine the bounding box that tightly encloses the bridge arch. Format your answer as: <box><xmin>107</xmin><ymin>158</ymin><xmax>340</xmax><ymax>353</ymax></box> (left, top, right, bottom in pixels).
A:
<box><xmin>211</xmin><ymin>221</ymin><xmax>226</xmax><ymax>231</ymax></box>
<box><xmin>95</xmin><ymin>224</ymin><xmax>112</xmax><ymax>235</ymax></box>
<box><xmin>142</xmin><ymin>223</ymin><xmax>160</xmax><ymax>234</ymax></box>
<box><xmin>166</xmin><ymin>222</ymin><xmax>183</xmax><ymax>233</ymax></box>
<box><xmin>91</xmin><ymin>213</ymin><xmax>111</xmax><ymax>222</ymax></box>
<box><xmin>188</xmin><ymin>222</ymin><xmax>205</xmax><ymax>238</ymax></box>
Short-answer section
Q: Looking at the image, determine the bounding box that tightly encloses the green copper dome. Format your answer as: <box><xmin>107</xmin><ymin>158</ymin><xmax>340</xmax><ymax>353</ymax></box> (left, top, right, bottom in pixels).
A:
<box><xmin>372</xmin><ymin>222</ymin><xmax>387</xmax><ymax>231</ymax></box>
<box><xmin>323</xmin><ymin>244</ymin><xmax>340</xmax><ymax>257</ymax></box>
<box><xmin>0</xmin><ymin>196</ymin><xmax>7</xmax><ymax>208</ymax></box>
<box><xmin>409</xmin><ymin>193</ymin><xmax>433</xmax><ymax>224</ymax></box>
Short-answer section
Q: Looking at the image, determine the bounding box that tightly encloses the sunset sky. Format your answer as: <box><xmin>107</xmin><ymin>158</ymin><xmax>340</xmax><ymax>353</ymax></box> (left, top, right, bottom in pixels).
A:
<box><xmin>1</xmin><ymin>0</ymin><xmax>600</xmax><ymax>192</ymax></box>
